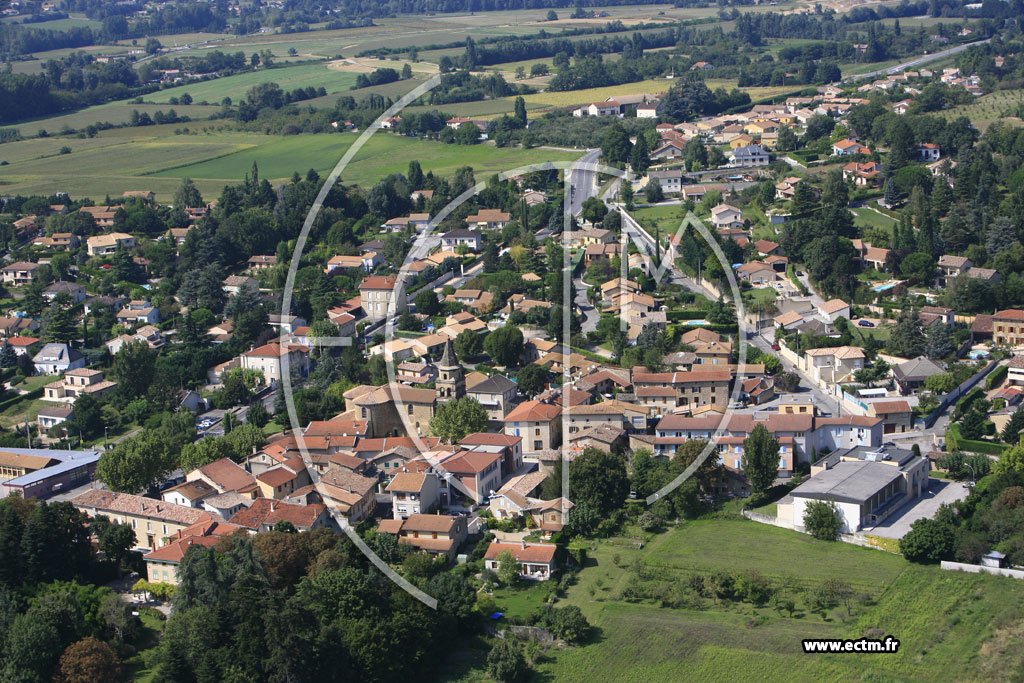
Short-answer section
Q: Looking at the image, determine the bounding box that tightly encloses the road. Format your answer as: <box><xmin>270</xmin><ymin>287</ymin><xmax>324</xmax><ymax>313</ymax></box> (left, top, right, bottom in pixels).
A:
<box><xmin>567</xmin><ymin>148</ymin><xmax>601</xmax><ymax>217</ymax></box>
<box><xmin>841</xmin><ymin>38</ymin><xmax>991</xmax><ymax>83</ymax></box>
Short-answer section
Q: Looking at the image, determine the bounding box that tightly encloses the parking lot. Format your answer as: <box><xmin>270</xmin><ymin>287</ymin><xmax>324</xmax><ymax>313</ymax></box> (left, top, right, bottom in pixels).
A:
<box><xmin>865</xmin><ymin>478</ymin><xmax>970</xmax><ymax>540</ymax></box>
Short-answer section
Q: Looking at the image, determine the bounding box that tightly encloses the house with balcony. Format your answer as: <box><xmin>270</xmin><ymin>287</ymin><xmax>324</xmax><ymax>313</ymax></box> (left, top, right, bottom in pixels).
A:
<box><xmin>1</xmin><ymin>261</ymin><xmax>41</xmax><ymax>286</ymax></box>
<box><xmin>484</xmin><ymin>541</ymin><xmax>557</xmax><ymax>580</ymax></box>
<box><xmin>86</xmin><ymin>232</ymin><xmax>136</xmax><ymax>256</ymax></box>
<box><xmin>377</xmin><ymin>513</ymin><xmax>467</xmax><ymax>560</ymax></box>
<box><xmin>43</xmin><ymin>368</ymin><xmax>117</xmax><ymax>403</ymax></box>
<box><xmin>385</xmin><ymin>470</ymin><xmax>440</xmax><ymax>519</ymax></box>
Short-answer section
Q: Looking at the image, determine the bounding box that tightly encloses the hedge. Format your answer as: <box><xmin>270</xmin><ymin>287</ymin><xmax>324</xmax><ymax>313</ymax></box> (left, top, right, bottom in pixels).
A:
<box><xmin>954</xmin><ymin>386</ymin><xmax>984</xmax><ymax>417</ymax></box>
<box><xmin>0</xmin><ymin>387</ymin><xmax>43</xmax><ymax>414</ymax></box>
<box><xmin>986</xmin><ymin>364</ymin><xmax>1008</xmax><ymax>390</ymax></box>
<box><xmin>946</xmin><ymin>423</ymin><xmax>1011</xmax><ymax>456</ymax></box>
<box><xmin>666</xmin><ymin>310</ymin><xmax>709</xmax><ymax>322</ymax></box>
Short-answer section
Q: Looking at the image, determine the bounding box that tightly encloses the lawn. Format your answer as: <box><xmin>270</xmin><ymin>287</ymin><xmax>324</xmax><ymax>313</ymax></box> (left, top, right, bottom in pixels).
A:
<box><xmin>123</xmin><ymin>607</ymin><xmax>167</xmax><ymax>683</ymax></box>
<box><xmin>488</xmin><ymin>582</ymin><xmax>552</xmax><ymax>621</ymax></box>
<box><xmin>629</xmin><ymin>204</ymin><xmax>690</xmax><ymax>235</ymax></box>
<box><xmin>535</xmin><ymin>519</ymin><xmax>1024</xmax><ymax>681</ymax></box>
<box><xmin>851</xmin><ymin>207</ymin><xmax>897</xmax><ymax>231</ymax></box>
<box><xmin>0</xmin><ymin>128</ymin><xmax>580</xmax><ymax>199</ymax></box>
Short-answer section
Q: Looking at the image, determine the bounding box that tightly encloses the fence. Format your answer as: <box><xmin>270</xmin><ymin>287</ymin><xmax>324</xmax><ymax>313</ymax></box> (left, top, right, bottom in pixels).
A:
<box><xmin>742</xmin><ymin>510</ymin><xmax>898</xmax><ymax>552</ymax></box>
<box><xmin>940</xmin><ymin>561</ymin><xmax>1024</xmax><ymax>580</ymax></box>
<box><xmin>923</xmin><ymin>359</ymin><xmax>999</xmax><ymax>429</ymax></box>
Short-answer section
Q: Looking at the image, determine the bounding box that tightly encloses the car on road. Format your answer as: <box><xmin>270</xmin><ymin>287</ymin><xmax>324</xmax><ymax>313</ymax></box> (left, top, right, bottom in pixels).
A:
<box><xmin>771</xmin><ymin>343</ymin><xmax>780</xmax><ymax>350</ymax></box>
<box><xmin>858</xmin><ymin>320</ymin><xmax>875</xmax><ymax>327</ymax></box>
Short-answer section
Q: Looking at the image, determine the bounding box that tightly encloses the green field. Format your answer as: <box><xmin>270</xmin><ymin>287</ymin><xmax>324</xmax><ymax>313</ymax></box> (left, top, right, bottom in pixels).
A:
<box><xmin>0</xmin><ymin>128</ymin><xmax>580</xmax><ymax>199</ymax></box>
<box><xmin>631</xmin><ymin>204</ymin><xmax>691</xmax><ymax>234</ymax></box>
<box><xmin>851</xmin><ymin>207</ymin><xmax>897</xmax><ymax>231</ymax></box>
<box><xmin>9</xmin><ymin>103</ymin><xmax>220</xmax><ymax>137</ymax></box>
<box><xmin>144</xmin><ymin>62</ymin><xmax>361</xmax><ymax>104</ymax></box>
<box><xmin>942</xmin><ymin>89</ymin><xmax>1024</xmax><ymax>131</ymax></box>
<box><xmin>529</xmin><ymin>520</ymin><xmax>1024</xmax><ymax>681</ymax></box>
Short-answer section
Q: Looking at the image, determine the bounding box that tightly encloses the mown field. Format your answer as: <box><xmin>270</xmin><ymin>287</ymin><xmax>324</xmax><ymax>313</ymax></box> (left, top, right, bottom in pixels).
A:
<box><xmin>144</xmin><ymin>62</ymin><xmax>361</xmax><ymax>104</ymax></box>
<box><xmin>529</xmin><ymin>520</ymin><xmax>1024</xmax><ymax>682</ymax></box>
<box><xmin>942</xmin><ymin>88</ymin><xmax>1024</xmax><ymax>131</ymax></box>
<box><xmin>0</xmin><ymin>128</ymin><xmax>579</xmax><ymax>199</ymax></box>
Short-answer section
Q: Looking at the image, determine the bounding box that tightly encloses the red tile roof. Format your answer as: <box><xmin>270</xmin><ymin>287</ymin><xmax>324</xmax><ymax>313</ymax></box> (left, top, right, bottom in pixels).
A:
<box><xmin>484</xmin><ymin>541</ymin><xmax>556</xmax><ymax>563</ymax></box>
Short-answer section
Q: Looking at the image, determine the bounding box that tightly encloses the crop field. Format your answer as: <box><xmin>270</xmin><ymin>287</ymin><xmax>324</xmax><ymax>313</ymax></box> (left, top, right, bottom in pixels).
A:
<box><xmin>143</xmin><ymin>62</ymin><xmax>360</xmax><ymax>104</ymax></box>
<box><xmin>942</xmin><ymin>89</ymin><xmax>1024</xmax><ymax>131</ymax></box>
<box><xmin>9</xmin><ymin>103</ymin><xmax>220</xmax><ymax>137</ymax></box>
<box><xmin>0</xmin><ymin>128</ymin><xmax>579</xmax><ymax>199</ymax></box>
<box><xmin>530</xmin><ymin>519</ymin><xmax>1024</xmax><ymax>682</ymax></box>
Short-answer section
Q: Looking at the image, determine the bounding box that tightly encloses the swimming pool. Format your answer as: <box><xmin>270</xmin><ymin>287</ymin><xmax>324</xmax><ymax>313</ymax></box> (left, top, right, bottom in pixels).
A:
<box><xmin>681</xmin><ymin>319</ymin><xmax>710</xmax><ymax>326</ymax></box>
<box><xmin>873</xmin><ymin>283</ymin><xmax>896</xmax><ymax>292</ymax></box>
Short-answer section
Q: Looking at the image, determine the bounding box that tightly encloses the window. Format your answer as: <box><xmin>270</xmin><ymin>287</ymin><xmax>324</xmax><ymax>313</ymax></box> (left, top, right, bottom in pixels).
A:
<box><xmin>407</xmin><ymin>404</ymin><xmax>414</xmax><ymax>415</ymax></box>
<box><xmin>162</xmin><ymin>524</ymin><xmax>167</xmax><ymax>534</ymax></box>
<box><xmin>131</xmin><ymin>519</ymin><xmax>137</xmax><ymax>529</ymax></box>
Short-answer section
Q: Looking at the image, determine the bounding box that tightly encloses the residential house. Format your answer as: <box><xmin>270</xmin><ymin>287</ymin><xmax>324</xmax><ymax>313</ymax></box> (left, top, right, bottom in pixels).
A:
<box><xmin>483</xmin><ymin>541</ymin><xmax>557</xmax><ymax>580</ymax></box>
<box><xmin>32</xmin><ymin>343</ymin><xmax>85</xmax><ymax>375</ymax></box>
<box><xmin>116</xmin><ymin>300</ymin><xmax>160</xmax><ymax>326</ymax></box>
<box><xmin>43</xmin><ymin>368</ymin><xmax>117</xmax><ymax>402</ymax></box>
<box><xmin>647</xmin><ymin>169</ymin><xmax>684</xmax><ymax>193</ymax></box>
<box><xmin>818</xmin><ymin>299</ymin><xmax>851</xmax><ymax>322</ymax></box>
<box><xmin>728</xmin><ymin>144</ymin><xmax>769</xmax><ymax>167</ymax></box>
<box><xmin>222</xmin><ymin>275</ymin><xmax>258</xmax><ymax>295</ymax></box>
<box><xmin>991</xmin><ymin>309</ymin><xmax>1024</xmax><ymax>345</ymax></box>
<box><xmin>247</xmin><ymin>255</ymin><xmax>277</xmax><ymax>271</ymax></box>
<box><xmin>465</xmin><ymin>209</ymin><xmax>511</xmax><ymax>230</ymax></box>
<box><xmin>868</xmin><ymin>400</ymin><xmax>914</xmax><ymax>434</ymax></box>
<box><xmin>710</xmin><ymin>204</ymin><xmax>743</xmax><ymax>230</ymax></box>
<box><xmin>72</xmin><ymin>489</ymin><xmax>212</xmax><ymax>550</ymax></box>
<box><xmin>892</xmin><ymin>356</ymin><xmax>945</xmax><ymax>394</ymax></box>
<box><xmin>86</xmin><ymin>232</ymin><xmax>136</xmax><ymax>256</ymax></box>
<box><xmin>736</xmin><ymin>261</ymin><xmax>776</xmax><ymax>286</ymax></box>
<box><xmin>437</xmin><ymin>449</ymin><xmax>503</xmax><ymax>505</ymax></box>
<box><xmin>43</xmin><ymin>281</ymin><xmax>87</xmax><ymax>304</ymax></box>
<box><xmin>360</xmin><ymin>275</ymin><xmax>406</xmax><ymax>322</ymax></box>
<box><xmin>229</xmin><ymin>498</ymin><xmax>331</xmax><ymax>533</ymax></box>
<box><xmin>503</xmin><ymin>400</ymin><xmax>561</xmax><ymax>456</ymax></box>
<box><xmin>378</xmin><ymin>514</ymin><xmax>467</xmax><ymax>560</ymax></box>
<box><xmin>937</xmin><ymin>255</ymin><xmax>972</xmax><ymax>287</ymax></box>
<box><xmin>466</xmin><ymin>374</ymin><xmax>519</xmax><ymax>420</ymax></box>
<box><xmin>144</xmin><ymin>521</ymin><xmax>242</xmax><ymax>584</ymax></box>
<box><xmin>842</xmin><ymin>161</ymin><xmax>883</xmax><ymax>187</ymax></box>
<box><xmin>1</xmin><ymin>261</ymin><xmax>41</xmax><ymax>286</ymax></box>
<box><xmin>240</xmin><ymin>342</ymin><xmax>311</xmax><ymax>386</ymax></box>
<box><xmin>917</xmin><ymin>142</ymin><xmax>941</xmax><ymax>162</ymax></box>
<box><xmin>804</xmin><ymin>346</ymin><xmax>866</xmax><ymax>384</ymax></box>
<box><xmin>439</xmin><ymin>228</ymin><xmax>482</xmax><ymax>252</ymax></box>
<box><xmin>832</xmin><ymin>139</ymin><xmax>869</xmax><ymax>156</ymax></box>
<box><xmin>161</xmin><ymin>480</ymin><xmax>217</xmax><ymax>509</ymax></box>
<box><xmin>385</xmin><ymin>470</ymin><xmax>440</xmax><ymax>519</ymax></box>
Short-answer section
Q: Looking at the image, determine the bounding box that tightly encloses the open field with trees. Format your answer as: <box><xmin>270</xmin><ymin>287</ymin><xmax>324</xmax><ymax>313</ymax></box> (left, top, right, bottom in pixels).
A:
<box><xmin>144</xmin><ymin>62</ymin><xmax>360</xmax><ymax>104</ymax></box>
<box><xmin>529</xmin><ymin>519</ymin><xmax>1024</xmax><ymax>681</ymax></box>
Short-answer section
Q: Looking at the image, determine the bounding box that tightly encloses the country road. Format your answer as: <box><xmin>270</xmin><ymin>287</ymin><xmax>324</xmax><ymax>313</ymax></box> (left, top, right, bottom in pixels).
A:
<box><xmin>841</xmin><ymin>38</ymin><xmax>991</xmax><ymax>83</ymax></box>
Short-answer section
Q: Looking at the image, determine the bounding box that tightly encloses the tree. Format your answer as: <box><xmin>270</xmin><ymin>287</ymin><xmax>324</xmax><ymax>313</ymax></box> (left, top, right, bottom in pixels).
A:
<box><xmin>547</xmin><ymin>9</ymin><xmax>558</xmax><ymax>20</ymax></box>
<box><xmin>1002</xmin><ymin>407</ymin><xmax>1024</xmax><ymax>445</ymax></box>
<box><xmin>453</xmin><ymin>330</ymin><xmax>483</xmax><ymax>362</ymax></box>
<box><xmin>96</xmin><ymin>433</ymin><xmax>173</xmax><ymax>494</ymax></box>
<box><xmin>924</xmin><ymin>372</ymin><xmax>957</xmax><ymax>395</ymax></box>
<box><xmin>0</xmin><ymin>342</ymin><xmax>15</xmax><ymax>368</ymax></box>
<box><xmin>94</xmin><ymin>516</ymin><xmax>136</xmax><ymax>576</ymax></box>
<box><xmin>487</xmin><ymin>637</ymin><xmax>529</xmax><ymax>683</ymax></box>
<box><xmin>629</xmin><ymin>132</ymin><xmax>650</xmax><ymax>173</ymax></box>
<box><xmin>883</xmin><ymin>177</ymin><xmax>900</xmax><ymax>207</ymax></box>
<box><xmin>430</xmin><ymin>397</ymin><xmax>488</xmax><ymax>443</ymax></box>
<box><xmin>57</xmin><ymin>636</ymin><xmax>123</xmax><ymax>683</ymax></box>
<box><xmin>803</xmin><ymin>500</ymin><xmax>842</xmax><ymax>541</ymax></box>
<box><xmin>246</xmin><ymin>401</ymin><xmax>270</xmax><ymax>429</ymax></box>
<box><xmin>899</xmin><ymin>518</ymin><xmax>955</xmax><ymax>563</ymax></box>
<box><xmin>570</xmin><ymin>448</ymin><xmax>629</xmax><ymax>517</ymax></box>
<box><xmin>644</xmin><ymin>180</ymin><xmax>664</xmax><ymax>204</ymax></box>
<box><xmin>959</xmin><ymin>407</ymin><xmax>986</xmax><ymax>440</ymax></box>
<box><xmin>414</xmin><ymin>289</ymin><xmax>441</xmax><ymax>316</ymax></box>
<box><xmin>513</xmin><ymin>96</ymin><xmax>527</xmax><ymax>126</ymax></box>
<box><xmin>173</xmin><ymin>177</ymin><xmax>203</xmax><ymax>209</ymax></box>
<box><xmin>545</xmin><ymin>605</ymin><xmax>589</xmax><ymax>643</ymax></box>
<box><xmin>600</xmin><ymin>121</ymin><xmax>632</xmax><ymax>165</ymax></box>
<box><xmin>741</xmin><ymin>424</ymin><xmax>779</xmax><ymax>496</ymax></box>
<box><xmin>986</xmin><ymin>216</ymin><xmax>1017</xmax><ymax>258</ymax></box>
<box><xmin>515</xmin><ymin>363</ymin><xmax>549</xmax><ymax>398</ymax></box>
<box><xmin>111</xmin><ymin>340</ymin><xmax>156</xmax><ymax>400</ymax></box>
<box><xmin>496</xmin><ymin>549</ymin><xmax>519</xmax><ymax>586</ymax></box>
<box><xmin>483</xmin><ymin>326</ymin><xmax>524</xmax><ymax>367</ymax></box>
<box><xmin>43</xmin><ymin>305</ymin><xmax>77</xmax><ymax>344</ymax></box>
<box><xmin>924</xmin><ymin>322</ymin><xmax>954</xmax><ymax>360</ymax></box>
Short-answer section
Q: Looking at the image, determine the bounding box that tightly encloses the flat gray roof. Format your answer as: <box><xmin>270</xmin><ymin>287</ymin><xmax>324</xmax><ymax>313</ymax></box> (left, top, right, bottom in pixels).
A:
<box><xmin>790</xmin><ymin>460</ymin><xmax>902</xmax><ymax>505</ymax></box>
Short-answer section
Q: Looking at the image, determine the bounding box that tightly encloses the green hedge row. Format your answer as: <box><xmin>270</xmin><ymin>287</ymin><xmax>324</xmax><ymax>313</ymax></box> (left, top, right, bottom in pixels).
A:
<box><xmin>0</xmin><ymin>387</ymin><xmax>43</xmax><ymax>414</ymax></box>
<box><xmin>954</xmin><ymin>386</ymin><xmax>984</xmax><ymax>418</ymax></box>
<box><xmin>666</xmin><ymin>310</ymin><xmax>709</xmax><ymax>322</ymax></box>
<box><xmin>946</xmin><ymin>423</ymin><xmax>1010</xmax><ymax>457</ymax></box>
<box><xmin>986</xmin><ymin>364</ymin><xmax>1008</xmax><ymax>390</ymax></box>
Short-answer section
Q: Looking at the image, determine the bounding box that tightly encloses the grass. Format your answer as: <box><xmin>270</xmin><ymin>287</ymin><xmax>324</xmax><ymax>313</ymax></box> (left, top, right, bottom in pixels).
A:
<box><xmin>742</xmin><ymin>287</ymin><xmax>777</xmax><ymax>307</ymax></box>
<box><xmin>534</xmin><ymin>519</ymin><xmax>1024</xmax><ymax>681</ymax></box>
<box><xmin>851</xmin><ymin>207</ymin><xmax>897</xmax><ymax>231</ymax></box>
<box><xmin>630</xmin><ymin>204</ymin><xmax>690</xmax><ymax>235</ymax></box>
<box><xmin>488</xmin><ymin>582</ymin><xmax>551</xmax><ymax>621</ymax></box>
<box><xmin>123</xmin><ymin>607</ymin><xmax>166</xmax><ymax>683</ymax></box>
<box><xmin>143</xmin><ymin>62</ymin><xmax>361</xmax><ymax>104</ymax></box>
<box><xmin>942</xmin><ymin>88</ymin><xmax>1024</xmax><ymax>131</ymax></box>
<box><xmin>0</xmin><ymin>128</ymin><xmax>580</xmax><ymax>200</ymax></box>
<box><xmin>8</xmin><ymin>104</ymin><xmax>221</xmax><ymax>138</ymax></box>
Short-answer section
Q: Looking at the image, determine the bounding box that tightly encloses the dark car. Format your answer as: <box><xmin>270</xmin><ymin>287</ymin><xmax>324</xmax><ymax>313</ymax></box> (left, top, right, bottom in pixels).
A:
<box><xmin>858</xmin><ymin>320</ymin><xmax>875</xmax><ymax>327</ymax></box>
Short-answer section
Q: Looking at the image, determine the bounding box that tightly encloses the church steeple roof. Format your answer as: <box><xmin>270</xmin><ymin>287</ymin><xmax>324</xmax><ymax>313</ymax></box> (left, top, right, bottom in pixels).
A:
<box><xmin>438</xmin><ymin>336</ymin><xmax>458</xmax><ymax>368</ymax></box>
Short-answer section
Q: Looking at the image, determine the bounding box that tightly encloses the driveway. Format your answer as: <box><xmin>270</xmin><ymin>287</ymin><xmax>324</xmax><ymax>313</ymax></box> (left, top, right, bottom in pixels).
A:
<box><xmin>866</xmin><ymin>479</ymin><xmax>969</xmax><ymax>540</ymax></box>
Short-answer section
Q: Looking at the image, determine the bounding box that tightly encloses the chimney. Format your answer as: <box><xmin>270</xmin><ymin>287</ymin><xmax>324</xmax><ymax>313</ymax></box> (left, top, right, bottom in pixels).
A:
<box><xmin>271</xmin><ymin>500</ymin><xmax>276</xmax><ymax>512</ymax></box>
<box><xmin>521</xmin><ymin>540</ymin><xmax>527</xmax><ymax>549</ymax></box>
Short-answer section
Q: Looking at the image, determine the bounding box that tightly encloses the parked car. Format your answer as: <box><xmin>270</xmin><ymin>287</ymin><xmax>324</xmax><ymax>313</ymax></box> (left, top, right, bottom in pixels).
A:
<box><xmin>771</xmin><ymin>343</ymin><xmax>780</xmax><ymax>350</ymax></box>
<box><xmin>858</xmin><ymin>320</ymin><xmax>875</xmax><ymax>327</ymax></box>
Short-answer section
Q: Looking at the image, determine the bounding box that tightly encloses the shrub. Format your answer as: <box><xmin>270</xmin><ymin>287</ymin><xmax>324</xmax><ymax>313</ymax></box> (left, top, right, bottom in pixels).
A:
<box><xmin>803</xmin><ymin>500</ymin><xmax>842</xmax><ymax>541</ymax></box>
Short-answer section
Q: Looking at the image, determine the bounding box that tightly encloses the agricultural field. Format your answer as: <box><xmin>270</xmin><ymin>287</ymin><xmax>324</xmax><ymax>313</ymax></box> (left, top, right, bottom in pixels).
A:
<box><xmin>0</xmin><ymin>128</ymin><xmax>580</xmax><ymax>200</ymax></box>
<box><xmin>942</xmin><ymin>89</ymin><xmax>1024</xmax><ymax>131</ymax></box>
<box><xmin>531</xmin><ymin>520</ymin><xmax>1024</xmax><ymax>681</ymax></box>
<box><xmin>9</xmin><ymin>102</ymin><xmax>220</xmax><ymax>138</ymax></box>
<box><xmin>144</xmin><ymin>62</ymin><xmax>361</xmax><ymax>104</ymax></box>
